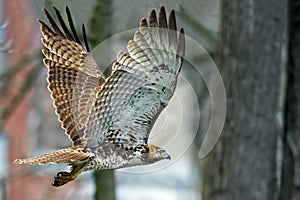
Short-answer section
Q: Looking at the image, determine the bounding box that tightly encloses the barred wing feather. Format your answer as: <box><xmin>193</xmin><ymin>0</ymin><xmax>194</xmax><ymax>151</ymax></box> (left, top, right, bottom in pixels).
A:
<box><xmin>40</xmin><ymin>7</ymin><xmax>105</xmax><ymax>146</ymax></box>
<box><xmin>83</xmin><ymin>7</ymin><xmax>185</xmax><ymax>149</ymax></box>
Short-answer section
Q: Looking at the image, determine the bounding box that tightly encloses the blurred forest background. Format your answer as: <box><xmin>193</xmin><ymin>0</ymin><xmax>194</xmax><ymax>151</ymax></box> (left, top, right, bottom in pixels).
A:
<box><xmin>0</xmin><ymin>0</ymin><xmax>298</xmax><ymax>200</ymax></box>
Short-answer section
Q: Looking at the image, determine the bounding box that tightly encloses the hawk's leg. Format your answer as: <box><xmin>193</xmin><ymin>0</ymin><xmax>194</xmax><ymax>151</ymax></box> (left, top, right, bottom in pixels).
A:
<box><xmin>52</xmin><ymin>164</ymin><xmax>84</xmax><ymax>187</ymax></box>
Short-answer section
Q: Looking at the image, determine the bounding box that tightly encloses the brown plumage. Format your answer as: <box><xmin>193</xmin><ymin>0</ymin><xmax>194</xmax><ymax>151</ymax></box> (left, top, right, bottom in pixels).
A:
<box><xmin>13</xmin><ymin>6</ymin><xmax>185</xmax><ymax>187</ymax></box>
<box><xmin>14</xmin><ymin>147</ymin><xmax>91</xmax><ymax>164</ymax></box>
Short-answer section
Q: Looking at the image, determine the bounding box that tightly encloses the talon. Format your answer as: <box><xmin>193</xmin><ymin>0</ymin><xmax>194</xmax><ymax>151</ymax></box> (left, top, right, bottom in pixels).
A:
<box><xmin>51</xmin><ymin>165</ymin><xmax>84</xmax><ymax>187</ymax></box>
<box><xmin>52</xmin><ymin>171</ymin><xmax>72</xmax><ymax>187</ymax></box>
<box><xmin>57</xmin><ymin>172</ymin><xmax>63</xmax><ymax>178</ymax></box>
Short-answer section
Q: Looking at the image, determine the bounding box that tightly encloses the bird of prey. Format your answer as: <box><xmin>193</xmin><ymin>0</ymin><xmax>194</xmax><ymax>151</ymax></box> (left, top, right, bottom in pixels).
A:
<box><xmin>13</xmin><ymin>6</ymin><xmax>185</xmax><ymax>187</ymax></box>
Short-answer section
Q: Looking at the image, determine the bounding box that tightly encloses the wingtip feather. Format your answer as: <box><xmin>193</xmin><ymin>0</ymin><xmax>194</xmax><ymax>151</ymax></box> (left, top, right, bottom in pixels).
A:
<box><xmin>158</xmin><ymin>6</ymin><xmax>167</xmax><ymax>28</ymax></box>
<box><xmin>168</xmin><ymin>10</ymin><xmax>177</xmax><ymax>31</ymax></box>
<box><xmin>177</xmin><ymin>28</ymin><xmax>185</xmax><ymax>58</ymax></box>
<box><xmin>149</xmin><ymin>10</ymin><xmax>158</xmax><ymax>27</ymax></box>
<box><xmin>140</xmin><ymin>18</ymin><xmax>148</xmax><ymax>27</ymax></box>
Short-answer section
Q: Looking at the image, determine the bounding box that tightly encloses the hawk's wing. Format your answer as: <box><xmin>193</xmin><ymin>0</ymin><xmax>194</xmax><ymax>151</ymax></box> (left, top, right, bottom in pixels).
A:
<box><xmin>40</xmin><ymin>7</ymin><xmax>105</xmax><ymax>146</ymax></box>
<box><xmin>83</xmin><ymin>7</ymin><xmax>185</xmax><ymax>150</ymax></box>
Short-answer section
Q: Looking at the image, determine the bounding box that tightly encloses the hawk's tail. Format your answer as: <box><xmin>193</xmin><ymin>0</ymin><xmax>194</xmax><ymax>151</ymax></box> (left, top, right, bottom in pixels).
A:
<box><xmin>13</xmin><ymin>147</ymin><xmax>91</xmax><ymax>165</ymax></box>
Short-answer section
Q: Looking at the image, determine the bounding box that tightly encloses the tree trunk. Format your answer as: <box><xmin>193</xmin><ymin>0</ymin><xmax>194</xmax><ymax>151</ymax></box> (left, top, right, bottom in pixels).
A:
<box><xmin>94</xmin><ymin>170</ymin><xmax>116</xmax><ymax>200</ymax></box>
<box><xmin>280</xmin><ymin>0</ymin><xmax>300</xmax><ymax>199</ymax></box>
<box><xmin>201</xmin><ymin>0</ymin><xmax>288</xmax><ymax>199</ymax></box>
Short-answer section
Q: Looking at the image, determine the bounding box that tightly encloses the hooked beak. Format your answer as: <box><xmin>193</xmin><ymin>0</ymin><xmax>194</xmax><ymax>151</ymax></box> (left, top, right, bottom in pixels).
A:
<box><xmin>165</xmin><ymin>153</ymin><xmax>171</xmax><ymax>160</ymax></box>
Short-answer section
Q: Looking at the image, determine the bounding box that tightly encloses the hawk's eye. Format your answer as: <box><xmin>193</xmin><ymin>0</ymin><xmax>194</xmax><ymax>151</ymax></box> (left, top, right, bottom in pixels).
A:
<box><xmin>159</xmin><ymin>149</ymin><xmax>165</xmax><ymax>154</ymax></box>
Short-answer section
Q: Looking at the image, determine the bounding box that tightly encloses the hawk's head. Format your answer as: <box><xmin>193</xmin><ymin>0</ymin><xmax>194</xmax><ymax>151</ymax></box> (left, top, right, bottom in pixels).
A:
<box><xmin>145</xmin><ymin>144</ymin><xmax>171</xmax><ymax>164</ymax></box>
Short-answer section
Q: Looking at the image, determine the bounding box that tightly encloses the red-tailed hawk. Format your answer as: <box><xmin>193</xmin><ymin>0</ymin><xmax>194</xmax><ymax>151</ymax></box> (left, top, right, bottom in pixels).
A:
<box><xmin>14</xmin><ymin>6</ymin><xmax>185</xmax><ymax>187</ymax></box>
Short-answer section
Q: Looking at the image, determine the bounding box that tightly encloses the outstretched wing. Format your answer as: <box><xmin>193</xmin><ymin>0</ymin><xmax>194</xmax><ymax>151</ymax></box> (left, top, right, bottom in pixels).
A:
<box><xmin>40</xmin><ymin>7</ymin><xmax>105</xmax><ymax>146</ymax></box>
<box><xmin>83</xmin><ymin>6</ymin><xmax>185</xmax><ymax>150</ymax></box>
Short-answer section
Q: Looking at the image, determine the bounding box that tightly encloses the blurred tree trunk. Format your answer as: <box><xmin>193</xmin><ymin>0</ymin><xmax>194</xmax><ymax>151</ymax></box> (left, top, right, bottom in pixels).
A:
<box><xmin>201</xmin><ymin>0</ymin><xmax>288</xmax><ymax>199</ymax></box>
<box><xmin>89</xmin><ymin>0</ymin><xmax>116</xmax><ymax>200</ymax></box>
<box><xmin>281</xmin><ymin>0</ymin><xmax>300</xmax><ymax>199</ymax></box>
